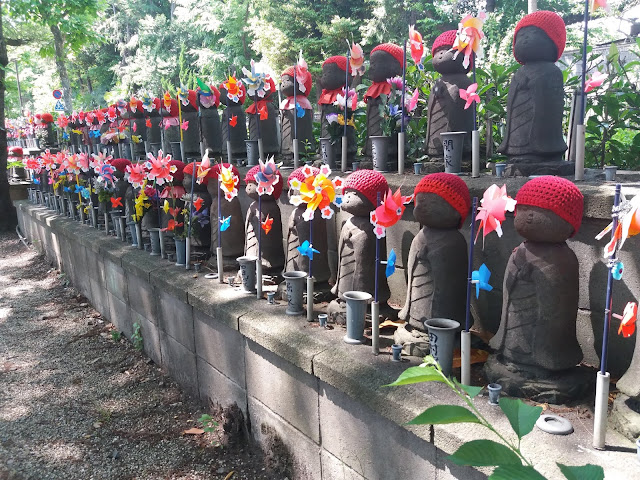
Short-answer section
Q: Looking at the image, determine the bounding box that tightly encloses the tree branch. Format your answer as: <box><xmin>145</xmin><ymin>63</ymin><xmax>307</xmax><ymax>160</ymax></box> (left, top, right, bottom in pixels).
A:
<box><xmin>5</xmin><ymin>38</ymin><xmax>28</xmax><ymax>47</ymax></box>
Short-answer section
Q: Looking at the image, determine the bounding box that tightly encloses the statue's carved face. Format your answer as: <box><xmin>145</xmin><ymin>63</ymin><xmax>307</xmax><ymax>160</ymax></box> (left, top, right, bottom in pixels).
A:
<box><xmin>245</xmin><ymin>181</ymin><xmax>259</xmax><ymax>200</ymax></box>
<box><xmin>413</xmin><ymin>192</ymin><xmax>461</xmax><ymax>229</ymax></box>
<box><xmin>514</xmin><ymin>26</ymin><xmax>558</xmax><ymax>63</ymax></box>
<box><xmin>368</xmin><ymin>50</ymin><xmax>402</xmax><ymax>83</ymax></box>
<box><xmin>281</xmin><ymin>74</ymin><xmax>295</xmax><ymax>97</ymax></box>
<box><xmin>341</xmin><ymin>189</ymin><xmax>374</xmax><ymax>217</ymax></box>
<box><xmin>432</xmin><ymin>47</ymin><xmax>469</xmax><ymax>75</ymax></box>
<box><xmin>319</xmin><ymin>63</ymin><xmax>349</xmax><ymax>91</ymax></box>
<box><xmin>514</xmin><ymin>205</ymin><xmax>573</xmax><ymax>242</ymax></box>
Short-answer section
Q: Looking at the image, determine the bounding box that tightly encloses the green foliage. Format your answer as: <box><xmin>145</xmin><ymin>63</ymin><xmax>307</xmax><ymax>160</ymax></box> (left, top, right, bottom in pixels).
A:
<box><xmin>387</xmin><ymin>356</ymin><xmax>605</xmax><ymax>480</ymax></box>
<box><xmin>111</xmin><ymin>330</ymin><xmax>122</xmax><ymax>342</ymax></box>
<box><xmin>131</xmin><ymin>322</ymin><xmax>143</xmax><ymax>351</ymax></box>
<box><xmin>198</xmin><ymin>413</ymin><xmax>221</xmax><ymax>446</ymax></box>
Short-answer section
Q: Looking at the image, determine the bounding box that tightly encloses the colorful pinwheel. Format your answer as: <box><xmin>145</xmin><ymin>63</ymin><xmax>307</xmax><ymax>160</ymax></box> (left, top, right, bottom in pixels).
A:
<box><xmin>141</xmin><ymin>94</ymin><xmax>155</xmax><ymax>113</ymax></box>
<box><xmin>596</xmin><ymin>194</ymin><xmax>640</xmax><ymax>258</ymax></box>
<box><xmin>255</xmin><ymin>157</ymin><xmax>281</xmax><ymax>196</ymax></box>
<box><xmin>177</xmin><ymin>85</ymin><xmax>189</xmax><ymax>106</ymax></box>
<box><xmin>144</xmin><ymin>150</ymin><xmax>177</xmax><ymax>186</ymax></box>
<box><xmin>125</xmin><ymin>163</ymin><xmax>147</xmax><ymax>188</ymax></box>
<box><xmin>223</xmin><ymin>77</ymin><xmax>243</xmax><ymax>104</ymax></box>
<box><xmin>196</xmin><ymin>152</ymin><xmax>211</xmax><ymax>185</ymax></box>
<box><xmin>409</xmin><ymin>25</ymin><xmax>425</xmax><ymax>69</ymax></box>
<box><xmin>297</xmin><ymin>240</ymin><xmax>320</xmax><ymax>260</ymax></box>
<box><xmin>219</xmin><ymin>164</ymin><xmax>240</xmax><ymax>201</ymax></box>
<box><xmin>349</xmin><ymin>41</ymin><xmax>366</xmax><ymax>76</ymax></box>
<box><xmin>242</xmin><ymin>60</ymin><xmax>270</xmax><ymax>98</ymax></box>
<box><xmin>475</xmin><ymin>184</ymin><xmax>517</xmax><ymax>246</ymax></box>
<box><xmin>289</xmin><ymin>164</ymin><xmax>343</xmax><ymax>221</ymax></box>
<box><xmin>295</xmin><ymin>51</ymin><xmax>310</xmax><ymax>93</ymax></box>
<box><xmin>163</xmin><ymin>91</ymin><xmax>173</xmax><ymax>113</ymax></box>
<box><xmin>460</xmin><ymin>83</ymin><xmax>481</xmax><ymax>110</ymax></box>
<box><xmin>472</xmin><ymin>264</ymin><xmax>493</xmax><ymax>298</ymax></box>
<box><xmin>452</xmin><ymin>11</ymin><xmax>486</xmax><ymax>70</ymax></box>
<box><xmin>370</xmin><ymin>187</ymin><xmax>414</xmax><ymax>239</ymax></box>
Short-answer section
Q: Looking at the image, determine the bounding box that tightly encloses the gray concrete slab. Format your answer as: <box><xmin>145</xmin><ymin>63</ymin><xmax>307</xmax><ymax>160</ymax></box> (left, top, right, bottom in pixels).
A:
<box><xmin>159</xmin><ymin>330</ymin><xmax>198</xmax><ymax>397</ymax></box>
<box><xmin>108</xmin><ymin>291</ymin><xmax>132</xmax><ymax>339</ymax></box>
<box><xmin>197</xmin><ymin>357</ymin><xmax>247</xmax><ymax>415</ymax></box>
<box><xmin>131</xmin><ymin>310</ymin><xmax>162</xmax><ymax>366</ymax></box>
<box><xmin>127</xmin><ymin>273</ymin><xmax>158</xmax><ymax>324</ymax></box>
<box><xmin>157</xmin><ymin>291</ymin><xmax>195</xmax><ymax>351</ymax></box>
<box><xmin>105</xmin><ymin>260</ymin><xmax>128</xmax><ymax>302</ymax></box>
<box><xmin>320</xmin><ymin>450</ymin><xmax>366</xmax><ymax>480</ymax></box>
<box><xmin>187</xmin><ymin>281</ymin><xmax>251</xmax><ymax>332</ymax></box>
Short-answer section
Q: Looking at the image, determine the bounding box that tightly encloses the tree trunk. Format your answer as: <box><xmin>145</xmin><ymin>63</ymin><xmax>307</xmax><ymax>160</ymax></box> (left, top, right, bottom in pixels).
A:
<box><xmin>50</xmin><ymin>23</ymin><xmax>73</xmax><ymax>113</ymax></box>
<box><xmin>0</xmin><ymin>1</ymin><xmax>18</xmax><ymax>231</ymax></box>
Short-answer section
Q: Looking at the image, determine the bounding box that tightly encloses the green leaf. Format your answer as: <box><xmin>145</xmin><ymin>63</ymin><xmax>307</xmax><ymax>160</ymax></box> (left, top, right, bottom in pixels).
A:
<box><xmin>384</xmin><ymin>366</ymin><xmax>445</xmax><ymax>387</ymax></box>
<box><xmin>407</xmin><ymin>405</ymin><xmax>481</xmax><ymax>426</ymax></box>
<box><xmin>557</xmin><ymin>464</ymin><xmax>605</xmax><ymax>480</ymax></box>
<box><xmin>499</xmin><ymin>397</ymin><xmax>542</xmax><ymax>440</ymax></box>
<box><xmin>490</xmin><ymin>465</ymin><xmax>547</xmax><ymax>480</ymax></box>
<box><xmin>452</xmin><ymin>378</ymin><xmax>483</xmax><ymax>398</ymax></box>
<box><xmin>448</xmin><ymin>440</ymin><xmax>522</xmax><ymax>467</ymax></box>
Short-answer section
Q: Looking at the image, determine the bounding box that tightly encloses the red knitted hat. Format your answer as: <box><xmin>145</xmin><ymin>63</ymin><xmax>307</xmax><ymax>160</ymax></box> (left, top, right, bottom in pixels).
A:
<box><xmin>164</xmin><ymin>99</ymin><xmax>179</xmax><ymax>116</ymax></box>
<box><xmin>432</xmin><ymin>30</ymin><xmax>457</xmax><ymax>55</ymax></box>
<box><xmin>245</xmin><ymin>165</ymin><xmax>283</xmax><ymax>200</ymax></box>
<box><xmin>515</xmin><ymin>176</ymin><xmax>583</xmax><ymax>236</ymax></box>
<box><xmin>180</xmin><ymin>89</ymin><xmax>198</xmax><ymax>110</ymax></box>
<box><xmin>282</xmin><ymin>66</ymin><xmax>313</xmax><ymax>96</ymax></box>
<box><xmin>344</xmin><ymin>169</ymin><xmax>389</xmax><ymax>207</ymax></box>
<box><xmin>8</xmin><ymin>146</ymin><xmax>23</xmax><ymax>157</ymax></box>
<box><xmin>169</xmin><ymin>160</ymin><xmax>186</xmax><ymax>183</ymax></box>
<box><xmin>371</xmin><ymin>43</ymin><xmax>404</xmax><ymax>66</ymax></box>
<box><xmin>322</xmin><ymin>56</ymin><xmax>347</xmax><ymax>72</ymax></box>
<box><xmin>513</xmin><ymin>11</ymin><xmax>566</xmax><ymax>64</ymax></box>
<box><xmin>288</xmin><ymin>166</ymin><xmax>319</xmax><ymax>187</ymax></box>
<box><xmin>41</xmin><ymin>113</ymin><xmax>54</xmax><ymax>124</ymax></box>
<box><xmin>414</xmin><ymin>173</ymin><xmax>471</xmax><ymax>227</ymax></box>
<box><xmin>209</xmin><ymin>163</ymin><xmax>240</xmax><ymax>180</ymax></box>
<box><xmin>110</xmin><ymin>158</ymin><xmax>131</xmax><ymax>173</ymax></box>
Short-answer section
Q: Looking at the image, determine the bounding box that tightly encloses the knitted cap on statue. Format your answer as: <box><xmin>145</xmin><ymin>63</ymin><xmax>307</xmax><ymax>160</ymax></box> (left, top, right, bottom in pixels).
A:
<box><xmin>431</xmin><ymin>30</ymin><xmax>473</xmax><ymax>70</ymax></box>
<box><xmin>344</xmin><ymin>169</ymin><xmax>389</xmax><ymax>207</ymax></box>
<box><xmin>414</xmin><ymin>173</ymin><xmax>471</xmax><ymax>228</ymax></box>
<box><xmin>245</xmin><ymin>165</ymin><xmax>283</xmax><ymax>200</ymax></box>
<box><xmin>366</xmin><ymin>43</ymin><xmax>404</xmax><ymax>100</ymax></box>
<box><xmin>282</xmin><ymin>66</ymin><xmax>313</xmax><ymax>98</ymax></box>
<box><xmin>513</xmin><ymin>10</ymin><xmax>566</xmax><ymax>64</ymax></box>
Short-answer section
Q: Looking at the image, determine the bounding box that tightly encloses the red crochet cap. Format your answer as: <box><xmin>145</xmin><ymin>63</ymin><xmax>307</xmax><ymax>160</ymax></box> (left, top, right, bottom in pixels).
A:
<box><xmin>515</xmin><ymin>176</ymin><xmax>583</xmax><ymax>236</ymax></box>
<box><xmin>432</xmin><ymin>30</ymin><xmax>457</xmax><ymax>55</ymax></box>
<box><xmin>344</xmin><ymin>169</ymin><xmax>389</xmax><ymax>207</ymax></box>
<box><xmin>371</xmin><ymin>43</ymin><xmax>404</xmax><ymax>66</ymax></box>
<box><xmin>169</xmin><ymin>160</ymin><xmax>185</xmax><ymax>183</ymax></box>
<box><xmin>322</xmin><ymin>56</ymin><xmax>347</xmax><ymax>72</ymax></box>
<box><xmin>514</xmin><ymin>10</ymin><xmax>566</xmax><ymax>64</ymax></box>
<box><xmin>209</xmin><ymin>163</ymin><xmax>240</xmax><ymax>180</ymax></box>
<box><xmin>179</xmin><ymin>89</ymin><xmax>198</xmax><ymax>110</ymax></box>
<box><xmin>8</xmin><ymin>146</ymin><xmax>23</xmax><ymax>157</ymax></box>
<box><xmin>110</xmin><ymin>158</ymin><xmax>132</xmax><ymax>173</ymax></box>
<box><xmin>163</xmin><ymin>99</ymin><xmax>179</xmax><ymax>116</ymax></box>
<box><xmin>41</xmin><ymin>113</ymin><xmax>54</xmax><ymax>124</ymax></box>
<box><xmin>282</xmin><ymin>66</ymin><xmax>312</xmax><ymax>96</ymax></box>
<box><xmin>414</xmin><ymin>173</ymin><xmax>471</xmax><ymax>228</ymax></box>
<box><xmin>245</xmin><ymin>165</ymin><xmax>283</xmax><ymax>200</ymax></box>
<box><xmin>288</xmin><ymin>166</ymin><xmax>319</xmax><ymax>187</ymax></box>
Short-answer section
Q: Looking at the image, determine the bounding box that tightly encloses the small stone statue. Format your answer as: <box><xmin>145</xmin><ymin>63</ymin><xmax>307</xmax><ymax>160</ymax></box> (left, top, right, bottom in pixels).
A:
<box><xmin>498</xmin><ymin>11</ymin><xmax>569</xmax><ymax>175</ymax></box>
<box><xmin>178</xmin><ymin>89</ymin><xmax>202</xmax><ymax>158</ymax></box>
<box><xmin>330</xmin><ymin>170</ymin><xmax>389</xmax><ymax>311</ymax></box>
<box><xmin>198</xmin><ymin>84</ymin><xmax>223</xmax><ymax>155</ymax></box>
<box><xmin>247</xmin><ymin>76</ymin><xmax>279</xmax><ymax>155</ymax></box>
<box><xmin>284</xmin><ymin>167</ymin><xmax>331</xmax><ymax>283</ymax></box>
<box><xmin>146</xmin><ymin>98</ymin><xmax>162</xmax><ymax>150</ymax></box>
<box><xmin>425</xmin><ymin>31</ymin><xmax>473</xmax><ymax>158</ymax></box>
<box><xmin>280</xmin><ymin>65</ymin><xmax>315</xmax><ymax>160</ymax></box>
<box><xmin>182</xmin><ymin>161</ymin><xmax>212</xmax><ymax>248</ymax></box>
<box><xmin>244</xmin><ymin>165</ymin><xmax>284</xmax><ymax>273</ymax></box>
<box><xmin>485</xmin><ymin>176</ymin><xmax>586</xmax><ymax>403</ymax></box>
<box><xmin>206</xmin><ymin>163</ymin><xmax>245</xmax><ymax>262</ymax></box>
<box><xmin>219</xmin><ymin>77</ymin><xmax>248</xmax><ymax>159</ymax></box>
<box><xmin>128</xmin><ymin>99</ymin><xmax>147</xmax><ymax>160</ymax></box>
<box><xmin>110</xmin><ymin>158</ymin><xmax>132</xmax><ymax>201</ymax></box>
<box><xmin>318</xmin><ymin>56</ymin><xmax>356</xmax><ymax>156</ymax></box>
<box><xmin>398</xmin><ymin>173</ymin><xmax>470</xmax><ymax>332</ymax></box>
<box><xmin>364</xmin><ymin>43</ymin><xmax>403</xmax><ymax>156</ymax></box>
<box><xmin>161</xmin><ymin>97</ymin><xmax>180</xmax><ymax>157</ymax></box>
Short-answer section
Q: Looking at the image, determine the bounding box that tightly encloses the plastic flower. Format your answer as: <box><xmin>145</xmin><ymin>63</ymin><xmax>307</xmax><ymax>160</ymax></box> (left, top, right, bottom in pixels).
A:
<box><xmin>585</xmin><ymin>72</ymin><xmax>607</xmax><ymax>93</ymax></box>
<box><xmin>475</xmin><ymin>184</ymin><xmax>517</xmax><ymax>246</ymax></box>
<box><xmin>460</xmin><ymin>83</ymin><xmax>481</xmax><ymax>110</ymax></box>
<box><xmin>289</xmin><ymin>164</ymin><xmax>343</xmax><ymax>221</ymax></box>
<box><xmin>409</xmin><ymin>25</ymin><xmax>425</xmax><ymax>69</ymax></box>
<box><xmin>242</xmin><ymin>60</ymin><xmax>270</xmax><ymax>98</ymax></box>
<box><xmin>220</xmin><ymin>164</ymin><xmax>240</xmax><ymax>201</ymax></box>
<box><xmin>145</xmin><ymin>150</ymin><xmax>176</xmax><ymax>186</ymax></box>
<box><xmin>224</xmin><ymin>76</ymin><xmax>243</xmax><ymax>103</ymax></box>
<box><xmin>334</xmin><ymin>88</ymin><xmax>358</xmax><ymax>111</ymax></box>
<box><xmin>452</xmin><ymin>12</ymin><xmax>486</xmax><ymax>69</ymax></box>
<box><xmin>618</xmin><ymin>302</ymin><xmax>637</xmax><ymax>337</ymax></box>
<box><xmin>370</xmin><ymin>188</ymin><xmax>414</xmax><ymax>239</ymax></box>
<box><xmin>326</xmin><ymin>113</ymin><xmax>339</xmax><ymax>124</ymax></box>
<box><xmin>256</xmin><ymin>156</ymin><xmax>281</xmax><ymax>196</ymax></box>
<box><xmin>349</xmin><ymin>41</ymin><xmax>366</xmax><ymax>76</ymax></box>
<box><xmin>125</xmin><ymin>163</ymin><xmax>147</xmax><ymax>188</ymax></box>
<box><xmin>387</xmin><ymin>76</ymin><xmax>404</xmax><ymax>90</ymax></box>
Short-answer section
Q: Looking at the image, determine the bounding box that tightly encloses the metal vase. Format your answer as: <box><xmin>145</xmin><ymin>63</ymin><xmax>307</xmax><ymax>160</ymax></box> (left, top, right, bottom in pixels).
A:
<box><xmin>424</xmin><ymin>318</ymin><xmax>460</xmax><ymax>378</ymax></box>
<box><xmin>440</xmin><ymin>131</ymin><xmax>466</xmax><ymax>174</ymax></box>
<box><xmin>175</xmin><ymin>238</ymin><xmax>187</xmax><ymax>266</ymax></box>
<box><xmin>319</xmin><ymin>137</ymin><xmax>336</xmax><ymax>169</ymax></box>
<box><xmin>343</xmin><ymin>291</ymin><xmax>372</xmax><ymax>344</ymax></box>
<box><xmin>245</xmin><ymin>140</ymin><xmax>259</xmax><ymax>166</ymax></box>
<box><xmin>128</xmin><ymin>221</ymin><xmax>139</xmax><ymax>247</ymax></box>
<box><xmin>148</xmin><ymin>228</ymin><xmax>161</xmax><ymax>256</ymax></box>
<box><xmin>283</xmin><ymin>271</ymin><xmax>307</xmax><ymax>315</ymax></box>
<box><xmin>370</xmin><ymin>136</ymin><xmax>389</xmax><ymax>172</ymax></box>
<box><xmin>237</xmin><ymin>256</ymin><xmax>258</xmax><ymax>293</ymax></box>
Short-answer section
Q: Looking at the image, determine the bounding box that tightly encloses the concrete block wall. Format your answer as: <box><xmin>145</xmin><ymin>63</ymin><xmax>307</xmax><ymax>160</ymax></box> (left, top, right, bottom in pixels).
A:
<box><xmin>16</xmin><ymin>200</ymin><xmax>638</xmax><ymax>480</ymax></box>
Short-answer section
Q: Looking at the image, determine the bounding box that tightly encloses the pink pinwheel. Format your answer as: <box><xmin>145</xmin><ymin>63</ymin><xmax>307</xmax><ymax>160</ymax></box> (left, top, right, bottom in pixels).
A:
<box><xmin>475</xmin><ymin>184</ymin><xmax>516</xmax><ymax>246</ymax></box>
<box><xmin>77</xmin><ymin>153</ymin><xmax>91</xmax><ymax>172</ymax></box>
<box><xmin>63</xmin><ymin>153</ymin><xmax>81</xmax><ymax>175</ymax></box>
<box><xmin>409</xmin><ymin>25</ymin><xmax>425</xmax><ymax>68</ymax></box>
<box><xmin>91</xmin><ymin>151</ymin><xmax>113</xmax><ymax>171</ymax></box>
<box><xmin>452</xmin><ymin>12</ymin><xmax>486</xmax><ymax>69</ymax></box>
<box><xmin>181</xmin><ymin>120</ymin><xmax>189</xmax><ymax>130</ymax></box>
<box><xmin>40</xmin><ymin>150</ymin><xmax>57</xmax><ymax>171</ymax></box>
<box><xmin>145</xmin><ymin>150</ymin><xmax>176</xmax><ymax>186</ymax></box>
<box><xmin>585</xmin><ymin>71</ymin><xmax>607</xmax><ymax>93</ymax></box>
<box><xmin>24</xmin><ymin>156</ymin><xmax>41</xmax><ymax>172</ymax></box>
<box><xmin>107</xmin><ymin>106</ymin><xmax>118</xmax><ymax>122</ymax></box>
<box><xmin>85</xmin><ymin>111</ymin><xmax>96</xmax><ymax>125</ymax></box>
<box><xmin>406</xmin><ymin>88</ymin><xmax>419</xmax><ymax>112</ymax></box>
<box><xmin>97</xmin><ymin>163</ymin><xmax>116</xmax><ymax>188</ymax></box>
<box><xmin>255</xmin><ymin>156</ymin><xmax>281</xmax><ymax>196</ymax></box>
<box><xmin>370</xmin><ymin>188</ymin><xmax>414</xmax><ymax>239</ymax></box>
<box><xmin>459</xmin><ymin>83</ymin><xmax>480</xmax><ymax>110</ymax></box>
<box><xmin>295</xmin><ymin>52</ymin><xmax>310</xmax><ymax>93</ymax></box>
<box><xmin>349</xmin><ymin>41</ymin><xmax>366</xmax><ymax>76</ymax></box>
<box><xmin>125</xmin><ymin>163</ymin><xmax>147</xmax><ymax>188</ymax></box>
<box><xmin>57</xmin><ymin>115</ymin><xmax>69</xmax><ymax>129</ymax></box>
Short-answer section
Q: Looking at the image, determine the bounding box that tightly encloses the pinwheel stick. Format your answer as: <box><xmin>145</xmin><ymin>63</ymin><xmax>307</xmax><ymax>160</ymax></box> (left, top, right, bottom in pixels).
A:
<box><xmin>256</xmin><ymin>194</ymin><xmax>263</xmax><ymax>299</ymax></box>
<box><xmin>593</xmin><ymin>183</ymin><xmax>621</xmax><ymax>450</ymax></box>
<box><xmin>471</xmin><ymin>56</ymin><xmax>480</xmax><ymax>178</ymax></box>
<box><xmin>255</xmin><ymin>94</ymin><xmax>265</xmax><ymax>162</ymax></box>
<box><xmin>575</xmin><ymin>0</ymin><xmax>590</xmax><ymax>182</ymax></box>
<box><xmin>126</xmin><ymin>113</ymin><xmax>135</xmax><ymax>162</ymax></box>
<box><xmin>461</xmin><ymin>196</ymin><xmax>478</xmax><ymax>386</ymax></box>
<box><xmin>217</xmin><ymin>175</ymin><xmax>224</xmax><ymax>284</ymax></box>
<box><xmin>342</xmin><ymin>48</ymin><xmax>349</xmax><ymax>173</ymax></box>
<box><xmin>293</xmin><ymin>66</ymin><xmax>299</xmax><ymax>169</ymax></box>
<box><xmin>197</xmin><ymin>92</ymin><xmax>205</xmax><ymax>157</ymax></box>
<box><xmin>186</xmin><ymin>163</ymin><xmax>197</xmax><ymax>270</ymax></box>
<box><xmin>374</xmin><ymin>192</ymin><xmax>381</xmax><ymax>303</ymax></box>
<box><xmin>306</xmin><ymin>216</ymin><xmax>314</xmax><ymax>322</ymax></box>
<box><xmin>398</xmin><ymin>41</ymin><xmax>406</xmax><ymax>175</ymax></box>
<box><xmin>178</xmin><ymin>97</ymin><xmax>186</xmax><ymax>162</ymax></box>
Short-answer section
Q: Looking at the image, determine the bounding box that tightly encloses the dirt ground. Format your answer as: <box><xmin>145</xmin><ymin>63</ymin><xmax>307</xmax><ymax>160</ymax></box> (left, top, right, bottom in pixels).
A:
<box><xmin>0</xmin><ymin>232</ymin><xmax>286</xmax><ymax>480</ymax></box>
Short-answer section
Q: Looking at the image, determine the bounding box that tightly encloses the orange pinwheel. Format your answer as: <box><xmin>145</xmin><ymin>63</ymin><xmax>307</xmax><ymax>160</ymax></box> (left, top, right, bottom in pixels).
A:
<box><xmin>163</xmin><ymin>91</ymin><xmax>173</xmax><ymax>113</ymax></box>
<box><xmin>220</xmin><ymin>164</ymin><xmax>239</xmax><ymax>201</ymax></box>
<box><xmin>289</xmin><ymin>165</ymin><xmax>343</xmax><ymax>221</ymax></box>
<box><xmin>261</xmin><ymin>214</ymin><xmax>273</xmax><ymax>235</ymax></box>
<box><xmin>229</xmin><ymin>115</ymin><xmax>238</xmax><ymax>127</ymax></box>
<box><xmin>452</xmin><ymin>12</ymin><xmax>486</xmax><ymax>69</ymax></box>
<box><xmin>193</xmin><ymin>197</ymin><xmax>204</xmax><ymax>212</ymax></box>
<box><xmin>591</xmin><ymin>0</ymin><xmax>609</xmax><ymax>11</ymax></box>
<box><xmin>596</xmin><ymin>194</ymin><xmax>640</xmax><ymax>258</ymax></box>
<box><xmin>370</xmin><ymin>188</ymin><xmax>414</xmax><ymax>239</ymax></box>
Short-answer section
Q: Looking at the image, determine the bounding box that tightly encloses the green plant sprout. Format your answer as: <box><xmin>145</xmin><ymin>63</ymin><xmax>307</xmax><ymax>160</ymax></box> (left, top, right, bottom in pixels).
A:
<box><xmin>111</xmin><ymin>330</ymin><xmax>122</xmax><ymax>342</ymax></box>
<box><xmin>131</xmin><ymin>322</ymin><xmax>143</xmax><ymax>351</ymax></box>
<box><xmin>198</xmin><ymin>413</ymin><xmax>221</xmax><ymax>447</ymax></box>
<box><xmin>386</xmin><ymin>356</ymin><xmax>605</xmax><ymax>480</ymax></box>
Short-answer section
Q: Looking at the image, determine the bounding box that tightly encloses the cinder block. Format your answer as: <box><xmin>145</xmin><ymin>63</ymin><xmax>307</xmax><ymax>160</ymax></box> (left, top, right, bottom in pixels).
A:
<box><xmin>245</xmin><ymin>339</ymin><xmax>319</xmax><ymax>443</ymax></box>
<box><xmin>159</xmin><ymin>331</ymin><xmax>198</xmax><ymax>396</ymax></box>
<box><xmin>320</xmin><ymin>450</ymin><xmax>366</xmax><ymax>480</ymax></box>
<box><xmin>127</xmin><ymin>273</ymin><xmax>158</xmax><ymax>324</ymax></box>
<box><xmin>158</xmin><ymin>292</ymin><xmax>194</xmax><ymax>351</ymax></box>
<box><xmin>89</xmin><ymin>278</ymin><xmax>110</xmax><ymax>318</ymax></box>
<box><xmin>105</xmin><ymin>260</ymin><xmax>128</xmax><ymax>302</ymax></box>
<box><xmin>131</xmin><ymin>310</ymin><xmax>162</xmax><ymax>366</ymax></box>
<box><xmin>248</xmin><ymin>396</ymin><xmax>321</xmax><ymax>480</ymax></box>
<box><xmin>108</xmin><ymin>291</ymin><xmax>132</xmax><ymax>338</ymax></box>
<box><xmin>86</xmin><ymin>251</ymin><xmax>106</xmax><ymax>287</ymax></box>
<box><xmin>318</xmin><ymin>381</ymin><xmax>437</xmax><ymax>480</ymax></box>
<box><xmin>197</xmin><ymin>357</ymin><xmax>247</xmax><ymax>414</ymax></box>
<box><xmin>194</xmin><ymin>309</ymin><xmax>245</xmax><ymax>388</ymax></box>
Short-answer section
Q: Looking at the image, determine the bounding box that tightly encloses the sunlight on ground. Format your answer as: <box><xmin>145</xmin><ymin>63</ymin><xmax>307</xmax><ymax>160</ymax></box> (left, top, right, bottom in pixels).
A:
<box><xmin>34</xmin><ymin>441</ymin><xmax>84</xmax><ymax>463</ymax></box>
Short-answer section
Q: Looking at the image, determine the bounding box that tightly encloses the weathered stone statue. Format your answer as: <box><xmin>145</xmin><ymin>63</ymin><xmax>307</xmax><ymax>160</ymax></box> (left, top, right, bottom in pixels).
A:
<box><xmin>247</xmin><ymin>76</ymin><xmax>279</xmax><ymax>155</ymax></box>
<box><xmin>498</xmin><ymin>11</ymin><xmax>570</xmax><ymax>176</ymax></box>
<box><xmin>34</xmin><ymin>113</ymin><xmax>57</xmax><ymax>149</ymax></box>
<box><xmin>364</xmin><ymin>43</ymin><xmax>403</xmax><ymax>157</ymax></box>
<box><xmin>485</xmin><ymin>176</ymin><xmax>586</xmax><ymax>403</ymax></box>
<box><xmin>146</xmin><ymin>98</ymin><xmax>162</xmax><ymax>149</ymax></box>
<box><xmin>329</xmin><ymin>170</ymin><xmax>389</xmax><ymax>320</ymax></box>
<box><xmin>110</xmin><ymin>158</ymin><xmax>132</xmax><ymax>202</ymax></box>
<box><xmin>425</xmin><ymin>31</ymin><xmax>473</xmax><ymax>158</ymax></box>
<box><xmin>179</xmin><ymin>89</ymin><xmax>202</xmax><ymax>159</ymax></box>
<box><xmin>398</xmin><ymin>173</ymin><xmax>470</xmax><ymax>331</ymax></box>
<box><xmin>182</xmin><ymin>161</ymin><xmax>212</xmax><ymax>248</ymax></box>
<box><xmin>280</xmin><ymin>65</ymin><xmax>315</xmax><ymax>160</ymax></box>
<box><xmin>318</xmin><ymin>56</ymin><xmax>356</xmax><ymax>156</ymax></box>
<box><xmin>206</xmin><ymin>163</ymin><xmax>245</xmax><ymax>262</ymax></box>
<box><xmin>161</xmin><ymin>98</ymin><xmax>180</xmax><ymax>157</ymax></box>
<box><xmin>199</xmin><ymin>85</ymin><xmax>223</xmax><ymax>155</ymax></box>
<box><xmin>219</xmin><ymin>77</ymin><xmax>248</xmax><ymax>158</ymax></box>
<box><xmin>613</xmin><ymin>326</ymin><xmax>640</xmax><ymax>440</ymax></box>
<box><xmin>284</xmin><ymin>167</ymin><xmax>331</xmax><ymax>283</ymax></box>
<box><xmin>244</xmin><ymin>165</ymin><xmax>284</xmax><ymax>273</ymax></box>
<box><xmin>128</xmin><ymin>99</ymin><xmax>146</xmax><ymax>160</ymax></box>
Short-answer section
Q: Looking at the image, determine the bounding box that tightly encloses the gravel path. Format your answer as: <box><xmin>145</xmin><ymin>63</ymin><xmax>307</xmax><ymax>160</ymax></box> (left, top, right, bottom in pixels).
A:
<box><xmin>0</xmin><ymin>232</ymin><xmax>277</xmax><ymax>480</ymax></box>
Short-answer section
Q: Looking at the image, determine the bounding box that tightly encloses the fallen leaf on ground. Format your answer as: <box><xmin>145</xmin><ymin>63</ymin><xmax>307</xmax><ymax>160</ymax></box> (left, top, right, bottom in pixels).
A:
<box><xmin>183</xmin><ymin>427</ymin><xmax>205</xmax><ymax>435</ymax></box>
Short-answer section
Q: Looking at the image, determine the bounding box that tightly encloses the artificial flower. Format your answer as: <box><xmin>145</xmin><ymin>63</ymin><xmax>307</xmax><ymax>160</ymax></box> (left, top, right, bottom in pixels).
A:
<box><xmin>475</xmin><ymin>184</ymin><xmax>517</xmax><ymax>246</ymax></box>
<box><xmin>409</xmin><ymin>25</ymin><xmax>425</xmax><ymax>69</ymax></box>
<box><xmin>452</xmin><ymin>12</ymin><xmax>486</xmax><ymax>69</ymax></box>
<box><xmin>585</xmin><ymin>72</ymin><xmax>607</xmax><ymax>93</ymax></box>
<box><xmin>460</xmin><ymin>83</ymin><xmax>481</xmax><ymax>110</ymax></box>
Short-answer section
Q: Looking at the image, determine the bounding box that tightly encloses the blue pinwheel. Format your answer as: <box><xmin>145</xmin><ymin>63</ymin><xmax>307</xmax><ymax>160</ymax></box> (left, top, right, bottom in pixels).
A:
<box><xmin>297</xmin><ymin>240</ymin><xmax>319</xmax><ymax>260</ymax></box>
<box><xmin>471</xmin><ymin>263</ymin><xmax>493</xmax><ymax>298</ymax></box>
<box><xmin>63</xmin><ymin>186</ymin><xmax>71</xmax><ymax>193</ymax></box>
<box><xmin>296</xmin><ymin>102</ymin><xmax>305</xmax><ymax>118</ymax></box>
<box><xmin>80</xmin><ymin>187</ymin><xmax>91</xmax><ymax>199</ymax></box>
<box><xmin>90</xmin><ymin>129</ymin><xmax>101</xmax><ymax>139</ymax></box>
<box><xmin>385</xmin><ymin>248</ymin><xmax>397</xmax><ymax>278</ymax></box>
<box><xmin>74</xmin><ymin>184</ymin><xmax>83</xmax><ymax>194</ymax></box>
<box><xmin>612</xmin><ymin>261</ymin><xmax>624</xmax><ymax>280</ymax></box>
<box><xmin>32</xmin><ymin>176</ymin><xmax>40</xmax><ymax>184</ymax></box>
<box><xmin>62</xmin><ymin>132</ymin><xmax>70</xmax><ymax>140</ymax></box>
<box><xmin>220</xmin><ymin>216</ymin><xmax>231</xmax><ymax>232</ymax></box>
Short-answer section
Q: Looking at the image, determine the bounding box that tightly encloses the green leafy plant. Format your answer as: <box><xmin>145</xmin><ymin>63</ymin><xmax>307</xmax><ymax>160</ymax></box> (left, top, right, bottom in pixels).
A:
<box><xmin>131</xmin><ymin>322</ymin><xmax>143</xmax><ymax>351</ymax></box>
<box><xmin>386</xmin><ymin>356</ymin><xmax>604</xmax><ymax>480</ymax></box>
<box><xmin>111</xmin><ymin>330</ymin><xmax>122</xmax><ymax>342</ymax></box>
<box><xmin>198</xmin><ymin>413</ymin><xmax>221</xmax><ymax>447</ymax></box>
